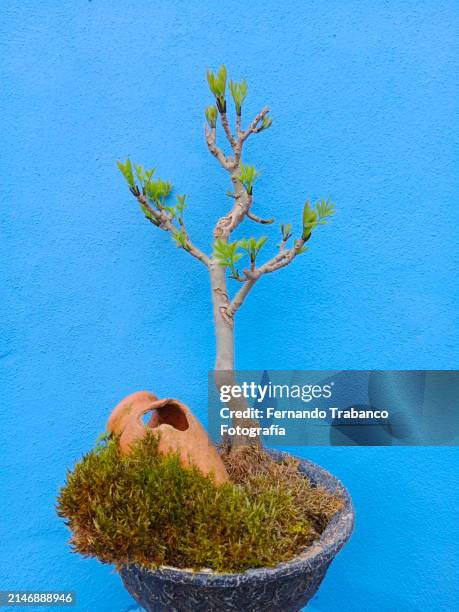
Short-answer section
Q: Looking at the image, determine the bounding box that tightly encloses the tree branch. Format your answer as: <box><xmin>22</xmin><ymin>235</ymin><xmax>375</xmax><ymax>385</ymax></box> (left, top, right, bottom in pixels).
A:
<box><xmin>205</xmin><ymin>104</ymin><xmax>274</xmax><ymax>242</ymax></box>
<box><xmin>243</xmin><ymin>106</ymin><xmax>270</xmax><ymax>140</ymax></box>
<box><xmin>226</xmin><ymin>238</ymin><xmax>306</xmax><ymax>316</ymax></box>
<box><xmin>204</xmin><ymin>125</ymin><xmax>233</xmax><ymax>170</ymax></box>
<box><xmin>214</xmin><ymin>172</ymin><xmax>250</xmax><ymax>239</ymax></box>
<box><xmin>226</xmin><ymin>275</ymin><xmax>258</xmax><ymax>317</ymax></box>
<box><xmin>236</xmin><ymin>114</ymin><xmax>242</xmax><ymax>139</ymax></box>
<box><xmin>246</xmin><ymin>210</ymin><xmax>275</xmax><ymax>225</ymax></box>
<box><xmin>219</xmin><ymin>112</ymin><xmax>237</xmax><ymax>149</ymax></box>
<box><xmin>178</xmin><ymin>221</ymin><xmax>212</xmax><ymax>266</ymax></box>
<box><xmin>232</xmin><ymin>106</ymin><xmax>269</xmax><ymax>165</ymax></box>
<box><xmin>138</xmin><ymin>194</ymin><xmax>211</xmax><ymax>266</ymax></box>
<box><xmin>257</xmin><ymin>239</ymin><xmax>306</xmax><ymax>274</ymax></box>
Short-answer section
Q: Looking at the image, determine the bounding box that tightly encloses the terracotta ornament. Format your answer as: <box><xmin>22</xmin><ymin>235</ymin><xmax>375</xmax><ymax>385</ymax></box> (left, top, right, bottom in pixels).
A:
<box><xmin>107</xmin><ymin>392</ymin><xmax>229</xmax><ymax>485</ymax></box>
<box><xmin>107</xmin><ymin>390</ymin><xmax>158</xmax><ymax>435</ymax></box>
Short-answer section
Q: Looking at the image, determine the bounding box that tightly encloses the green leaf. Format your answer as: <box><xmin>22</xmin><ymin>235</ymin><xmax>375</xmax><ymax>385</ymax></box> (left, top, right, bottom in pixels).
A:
<box><xmin>207</xmin><ymin>65</ymin><xmax>227</xmax><ymax>113</ymax></box>
<box><xmin>207</xmin><ymin>71</ymin><xmax>216</xmax><ymax>94</ymax></box>
<box><xmin>302</xmin><ymin>200</ymin><xmax>318</xmax><ymax>240</ymax></box>
<box><xmin>217</xmin><ymin>65</ymin><xmax>227</xmax><ymax>93</ymax></box>
<box><xmin>258</xmin><ymin>116</ymin><xmax>273</xmax><ymax>131</ymax></box>
<box><xmin>212</xmin><ymin>238</ymin><xmax>243</xmax><ymax>278</ymax></box>
<box><xmin>316</xmin><ymin>198</ymin><xmax>336</xmax><ymax>219</ymax></box>
<box><xmin>257</xmin><ymin>236</ymin><xmax>268</xmax><ymax>249</ymax></box>
<box><xmin>134</xmin><ymin>164</ymin><xmax>144</xmax><ymax>184</ymax></box>
<box><xmin>176</xmin><ymin>193</ymin><xmax>187</xmax><ymax>214</ymax></box>
<box><xmin>280</xmin><ymin>222</ymin><xmax>292</xmax><ymax>242</ymax></box>
<box><xmin>145</xmin><ymin>178</ymin><xmax>173</xmax><ymax>205</ymax></box>
<box><xmin>301</xmin><ymin>198</ymin><xmax>336</xmax><ymax>241</ymax></box>
<box><xmin>117</xmin><ymin>158</ymin><xmax>136</xmax><ymax>188</ymax></box>
<box><xmin>238</xmin><ymin>235</ymin><xmax>268</xmax><ymax>263</ymax></box>
<box><xmin>165</xmin><ymin>205</ymin><xmax>177</xmax><ymax>219</ymax></box>
<box><xmin>239</xmin><ymin>80</ymin><xmax>248</xmax><ymax>100</ymax></box>
<box><xmin>237</xmin><ymin>164</ymin><xmax>260</xmax><ymax>195</ymax></box>
<box><xmin>205</xmin><ymin>105</ymin><xmax>218</xmax><ymax>128</ymax></box>
<box><xmin>229</xmin><ymin>79</ymin><xmax>248</xmax><ymax>115</ymax></box>
<box><xmin>173</xmin><ymin>230</ymin><xmax>188</xmax><ymax>249</ymax></box>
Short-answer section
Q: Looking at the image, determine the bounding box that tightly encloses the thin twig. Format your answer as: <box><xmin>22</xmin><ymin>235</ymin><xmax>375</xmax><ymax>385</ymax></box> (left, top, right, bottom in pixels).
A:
<box><xmin>236</xmin><ymin>115</ymin><xmax>242</xmax><ymax>139</ymax></box>
<box><xmin>220</xmin><ymin>112</ymin><xmax>237</xmax><ymax>149</ymax></box>
<box><xmin>234</xmin><ymin>106</ymin><xmax>270</xmax><ymax>163</ymax></box>
<box><xmin>242</xmin><ymin>107</ymin><xmax>270</xmax><ymax>142</ymax></box>
<box><xmin>246</xmin><ymin>210</ymin><xmax>275</xmax><ymax>225</ymax></box>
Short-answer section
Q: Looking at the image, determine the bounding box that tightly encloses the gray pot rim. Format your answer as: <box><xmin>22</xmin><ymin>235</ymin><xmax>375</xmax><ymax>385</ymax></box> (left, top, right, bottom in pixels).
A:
<box><xmin>122</xmin><ymin>451</ymin><xmax>355</xmax><ymax>588</ymax></box>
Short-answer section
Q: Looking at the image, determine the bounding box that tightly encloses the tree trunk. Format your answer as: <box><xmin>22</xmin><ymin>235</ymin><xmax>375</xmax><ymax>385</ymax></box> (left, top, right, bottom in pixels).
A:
<box><xmin>209</xmin><ymin>262</ymin><xmax>234</xmax><ymax>371</ymax></box>
<box><xmin>209</xmin><ymin>261</ymin><xmax>259</xmax><ymax>446</ymax></box>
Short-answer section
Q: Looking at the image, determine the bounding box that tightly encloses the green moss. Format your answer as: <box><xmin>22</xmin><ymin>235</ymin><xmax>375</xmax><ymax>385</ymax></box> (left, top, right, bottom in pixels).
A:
<box><xmin>57</xmin><ymin>433</ymin><xmax>342</xmax><ymax>573</ymax></box>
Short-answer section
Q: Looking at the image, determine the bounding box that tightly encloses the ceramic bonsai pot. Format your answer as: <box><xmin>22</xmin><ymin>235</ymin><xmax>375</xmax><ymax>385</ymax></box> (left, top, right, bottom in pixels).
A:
<box><xmin>120</xmin><ymin>451</ymin><xmax>354</xmax><ymax>612</ymax></box>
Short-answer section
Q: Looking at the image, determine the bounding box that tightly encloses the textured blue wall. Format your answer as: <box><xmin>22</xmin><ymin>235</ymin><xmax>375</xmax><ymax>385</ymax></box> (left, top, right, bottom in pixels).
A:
<box><xmin>1</xmin><ymin>1</ymin><xmax>458</xmax><ymax>610</ymax></box>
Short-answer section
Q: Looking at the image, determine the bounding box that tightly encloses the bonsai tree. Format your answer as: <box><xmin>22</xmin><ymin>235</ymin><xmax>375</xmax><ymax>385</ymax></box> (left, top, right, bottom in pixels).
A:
<box><xmin>57</xmin><ymin>68</ymin><xmax>349</xmax><ymax>592</ymax></box>
<box><xmin>117</xmin><ymin>65</ymin><xmax>335</xmax><ymax>440</ymax></box>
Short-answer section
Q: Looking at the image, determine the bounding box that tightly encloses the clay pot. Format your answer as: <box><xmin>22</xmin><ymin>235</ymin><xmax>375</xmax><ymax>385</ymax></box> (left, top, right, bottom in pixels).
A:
<box><xmin>107</xmin><ymin>391</ymin><xmax>158</xmax><ymax>436</ymax></box>
<box><xmin>107</xmin><ymin>393</ymin><xmax>229</xmax><ymax>485</ymax></box>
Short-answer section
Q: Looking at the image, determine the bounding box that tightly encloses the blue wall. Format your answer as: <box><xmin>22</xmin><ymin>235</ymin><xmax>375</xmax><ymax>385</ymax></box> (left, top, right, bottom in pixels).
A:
<box><xmin>1</xmin><ymin>1</ymin><xmax>458</xmax><ymax>610</ymax></box>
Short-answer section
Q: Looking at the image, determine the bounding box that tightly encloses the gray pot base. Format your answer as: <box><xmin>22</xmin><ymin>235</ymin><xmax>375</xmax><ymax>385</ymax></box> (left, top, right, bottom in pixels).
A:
<box><xmin>120</xmin><ymin>451</ymin><xmax>354</xmax><ymax>612</ymax></box>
